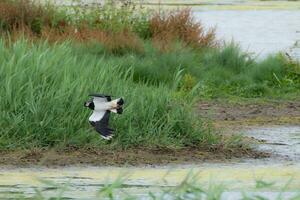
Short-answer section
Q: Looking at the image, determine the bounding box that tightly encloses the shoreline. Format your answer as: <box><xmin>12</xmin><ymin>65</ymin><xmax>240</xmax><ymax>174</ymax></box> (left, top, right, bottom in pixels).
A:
<box><xmin>0</xmin><ymin>146</ymin><xmax>267</xmax><ymax>167</ymax></box>
<box><xmin>2</xmin><ymin>100</ymin><xmax>299</xmax><ymax>167</ymax></box>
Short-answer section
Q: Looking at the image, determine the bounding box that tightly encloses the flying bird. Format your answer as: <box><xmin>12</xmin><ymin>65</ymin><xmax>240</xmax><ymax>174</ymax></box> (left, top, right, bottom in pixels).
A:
<box><xmin>84</xmin><ymin>94</ymin><xmax>124</xmax><ymax>140</ymax></box>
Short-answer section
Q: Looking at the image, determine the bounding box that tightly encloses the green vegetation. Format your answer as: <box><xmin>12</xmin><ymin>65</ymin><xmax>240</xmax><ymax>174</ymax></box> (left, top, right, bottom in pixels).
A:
<box><xmin>0</xmin><ymin>40</ymin><xmax>214</xmax><ymax>149</ymax></box>
<box><xmin>196</xmin><ymin>44</ymin><xmax>300</xmax><ymax>98</ymax></box>
<box><xmin>0</xmin><ymin>0</ymin><xmax>300</xmax><ymax>150</ymax></box>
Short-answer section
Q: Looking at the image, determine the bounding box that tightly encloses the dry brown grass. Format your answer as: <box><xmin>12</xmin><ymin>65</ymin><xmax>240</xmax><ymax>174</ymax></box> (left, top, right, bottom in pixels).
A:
<box><xmin>150</xmin><ymin>9</ymin><xmax>216</xmax><ymax>51</ymax></box>
<box><xmin>4</xmin><ymin>24</ymin><xmax>144</xmax><ymax>55</ymax></box>
<box><xmin>0</xmin><ymin>2</ymin><xmax>212</xmax><ymax>54</ymax></box>
<box><xmin>41</xmin><ymin>25</ymin><xmax>144</xmax><ymax>54</ymax></box>
<box><xmin>0</xmin><ymin>0</ymin><xmax>143</xmax><ymax>54</ymax></box>
<box><xmin>100</xmin><ymin>30</ymin><xmax>144</xmax><ymax>55</ymax></box>
<box><xmin>0</xmin><ymin>0</ymin><xmax>52</xmax><ymax>34</ymax></box>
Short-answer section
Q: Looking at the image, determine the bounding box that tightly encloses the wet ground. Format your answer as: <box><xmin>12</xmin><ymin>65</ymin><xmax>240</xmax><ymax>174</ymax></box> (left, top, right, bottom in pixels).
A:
<box><xmin>1</xmin><ymin>106</ymin><xmax>300</xmax><ymax>199</ymax></box>
<box><xmin>0</xmin><ymin>103</ymin><xmax>299</xmax><ymax>199</ymax></box>
<box><xmin>0</xmin><ymin>161</ymin><xmax>300</xmax><ymax>199</ymax></box>
<box><xmin>245</xmin><ymin>126</ymin><xmax>300</xmax><ymax>161</ymax></box>
<box><xmin>198</xmin><ymin>100</ymin><xmax>300</xmax><ymax>126</ymax></box>
<box><xmin>0</xmin><ymin>146</ymin><xmax>262</xmax><ymax>166</ymax></box>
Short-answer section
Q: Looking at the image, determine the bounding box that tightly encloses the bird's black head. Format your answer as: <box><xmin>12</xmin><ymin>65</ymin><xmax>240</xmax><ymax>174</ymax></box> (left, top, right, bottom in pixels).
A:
<box><xmin>84</xmin><ymin>99</ymin><xmax>95</xmax><ymax>110</ymax></box>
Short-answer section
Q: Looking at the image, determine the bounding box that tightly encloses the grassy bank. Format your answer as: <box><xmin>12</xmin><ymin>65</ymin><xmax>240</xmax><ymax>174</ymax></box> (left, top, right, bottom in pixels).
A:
<box><xmin>0</xmin><ymin>0</ymin><xmax>300</xmax><ymax>153</ymax></box>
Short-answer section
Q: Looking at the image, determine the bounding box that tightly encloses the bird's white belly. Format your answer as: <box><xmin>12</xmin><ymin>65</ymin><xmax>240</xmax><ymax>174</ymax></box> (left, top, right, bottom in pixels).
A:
<box><xmin>89</xmin><ymin>102</ymin><xmax>113</xmax><ymax>122</ymax></box>
<box><xmin>94</xmin><ymin>102</ymin><xmax>112</xmax><ymax>111</ymax></box>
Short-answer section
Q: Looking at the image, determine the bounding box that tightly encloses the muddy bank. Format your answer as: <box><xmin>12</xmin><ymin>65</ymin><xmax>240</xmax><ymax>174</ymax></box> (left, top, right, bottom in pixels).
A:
<box><xmin>0</xmin><ymin>146</ymin><xmax>266</xmax><ymax>167</ymax></box>
<box><xmin>2</xmin><ymin>100</ymin><xmax>299</xmax><ymax>167</ymax></box>
<box><xmin>198</xmin><ymin>100</ymin><xmax>300</xmax><ymax>128</ymax></box>
<box><xmin>244</xmin><ymin>126</ymin><xmax>300</xmax><ymax>161</ymax></box>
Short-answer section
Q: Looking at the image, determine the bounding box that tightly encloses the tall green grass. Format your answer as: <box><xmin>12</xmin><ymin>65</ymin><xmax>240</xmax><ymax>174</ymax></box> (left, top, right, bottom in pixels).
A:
<box><xmin>0</xmin><ymin>39</ymin><xmax>215</xmax><ymax>150</ymax></box>
<box><xmin>83</xmin><ymin>42</ymin><xmax>300</xmax><ymax>99</ymax></box>
<box><xmin>198</xmin><ymin>44</ymin><xmax>300</xmax><ymax>98</ymax></box>
<box><xmin>0</xmin><ymin>1</ymin><xmax>299</xmax><ymax>151</ymax></box>
<box><xmin>1</xmin><ymin>38</ymin><xmax>299</xmax><ymax>150</ymax></box>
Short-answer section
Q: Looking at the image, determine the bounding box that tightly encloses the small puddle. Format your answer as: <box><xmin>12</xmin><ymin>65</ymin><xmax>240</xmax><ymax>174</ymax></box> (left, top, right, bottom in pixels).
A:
<box><xmin>244</xmin><ymin>126</ymin><xmax>300</xmax><ymax>162</ymax></box>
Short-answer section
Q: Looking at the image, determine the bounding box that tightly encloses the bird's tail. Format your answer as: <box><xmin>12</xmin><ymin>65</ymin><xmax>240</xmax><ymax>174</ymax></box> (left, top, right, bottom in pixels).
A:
<box><xmin>111</xmin><ymin>107</ymin><xmax>123</xmax><ymax>114</ymax></box>
<box><xmin>110</xmin><ymin>98</ymin><xmax>124</xmax><ymax>114</ymax></box>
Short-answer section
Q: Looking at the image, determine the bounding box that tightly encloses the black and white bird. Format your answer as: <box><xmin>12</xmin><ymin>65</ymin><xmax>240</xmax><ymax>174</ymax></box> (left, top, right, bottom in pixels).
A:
<box><xmin>84</xmin><ymin>94</ymin><xmax>124</xmax><ymax>140</ymax></box>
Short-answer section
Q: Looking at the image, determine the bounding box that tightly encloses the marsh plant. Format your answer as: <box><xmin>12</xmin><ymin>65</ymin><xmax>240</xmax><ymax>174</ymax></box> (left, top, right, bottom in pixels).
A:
<box><xmin>0</xmin><ymin>40</ymin><xmax>213</xmax><ymax>149</ymax></box>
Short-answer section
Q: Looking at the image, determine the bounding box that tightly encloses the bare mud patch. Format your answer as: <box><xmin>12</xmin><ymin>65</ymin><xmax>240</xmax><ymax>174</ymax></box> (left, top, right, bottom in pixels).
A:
<box><xmin>0</xmin><ymin>146</ymin><xmax>266</xmax><ymax>167</ymax></box>
<box><xmin>198</xmin><ymin>100</ymin><xmax>300</xmax><ymax>128</ymax></box>
<box><xmin>198</xmin><ymin>100</ymin><xmax>300</xmax><ymax>162</ymax></box>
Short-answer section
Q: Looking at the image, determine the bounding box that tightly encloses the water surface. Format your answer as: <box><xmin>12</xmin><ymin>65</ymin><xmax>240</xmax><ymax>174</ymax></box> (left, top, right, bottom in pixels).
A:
<box><xmin>1</xmin><ymin>126</ymin><xmax>300</xmax><ymax>199</ymax></box>
<box><xmin>194</xmin><ymin>10</ymin><xmax>300</xmax><ymax>59</ymax></box>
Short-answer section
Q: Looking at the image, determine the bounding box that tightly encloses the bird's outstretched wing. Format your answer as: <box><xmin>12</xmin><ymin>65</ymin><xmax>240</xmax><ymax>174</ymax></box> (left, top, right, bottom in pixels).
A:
<box><xmin>89</xmin><ymin>110</ymin><xmax>105</xmax><ymax>122</ymax></box>
<box><xmin>94</xmin><ymin>111</ymin><xmax>114</xmax><ymax>140</ymax></box>
<box><xmin>89</xmin><ymin>93</ymin><xmax>111</xmax><ymax>102</ymax></box>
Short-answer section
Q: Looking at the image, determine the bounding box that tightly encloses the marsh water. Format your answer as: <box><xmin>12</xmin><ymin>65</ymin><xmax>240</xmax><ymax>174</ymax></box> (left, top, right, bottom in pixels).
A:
<box><xmin>193</xmin><ymin>10</ymin><xmax>300</xmax><ymax>60</ymax></box>
<box><xmin>1</xmin><ymin>126</ymin><xmax>300</xmax><ymax>199</ymax></box>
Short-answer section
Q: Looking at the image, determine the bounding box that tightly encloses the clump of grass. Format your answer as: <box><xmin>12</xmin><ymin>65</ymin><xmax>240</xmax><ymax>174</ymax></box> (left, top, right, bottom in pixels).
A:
<box><xmin>250</xmin><ymin>55</ymin><xmax>286</xmax><ymax>85</ymax></box>
<box><xmin>86</xmin><ymin>3</ymin><xmax>151</xmax><ymax>38</ymax></box>
<box><xmin>197</xmin><ymin>43</ymin><xmax>300</xmax><ymax>98</ymax></box>
<box><xmin>41</xmin><ymin>26</ymin><xmax>144</xmax><ymax>55</ymax></box>
<box><xmin>107</xmin><ymin>41</ymin><xmax>202</xmax><ymax>85</ymax></box>
<box><xmin>77</xmin><ymin>41</ymin><xmax>299</xmax><ymax>99</ymax></box>
<box><xmin>282</xmin><ymin>53</ymin><xmax>300</xmax><ymax>86</ymax></box>
<box><xmin>0</xmin><ymin>0</ymin><xmax>147</xmax><ymax>55</ymax></box>
<box><xmin>0</xmin><ymin>0</ymin><xmax>57</xmax><ymax>34</ymax></box>
<box><xmin>150</xmin><ymin>9</ymin><xmax>216</xmax><ymax>51</ymax></box>
<box><xmin>0</xmin><ymin>39</ymin><xmax>211</xmax><ymax>150</ymax></box>
<box><xmin>100</xmin><ymin>29</ymin><xmax>144</xmax><ymax>55</ymax></box>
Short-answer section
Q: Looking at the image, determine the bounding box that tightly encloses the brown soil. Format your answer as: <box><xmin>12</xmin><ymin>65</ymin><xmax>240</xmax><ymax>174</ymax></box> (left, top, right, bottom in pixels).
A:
<box><xmin>198</xmin><ymin>100</ymin><xmax>300</xmax><ymax>129</ymax></box>
<box><xmin>0</xmin><ymin>146</ymin><xmax>266</xmax><ymax>167</ymax></box>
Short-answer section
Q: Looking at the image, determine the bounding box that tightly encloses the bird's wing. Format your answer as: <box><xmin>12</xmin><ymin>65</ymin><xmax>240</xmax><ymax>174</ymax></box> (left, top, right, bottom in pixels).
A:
<box><xmin>95</xmin><ymin>111</ymin><xmax>114</xmax><ymax>140</ymax></box>
<box><xmin>89</xmin><ymin>110</ymin><xmax>106</xmax><ymax>122</ymax></box>
<box><xmin>89</xmin><ymin>94</ymin><xmax>111</xmax><ymax>102</ymax></box>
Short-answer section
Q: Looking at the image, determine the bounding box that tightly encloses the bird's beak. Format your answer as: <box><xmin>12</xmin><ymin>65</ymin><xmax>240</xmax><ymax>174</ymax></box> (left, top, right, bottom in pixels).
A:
<box><xmin>84</xmin><ymin>101</ymin><xmax>91</xmax><ymax>107</ymax></box>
